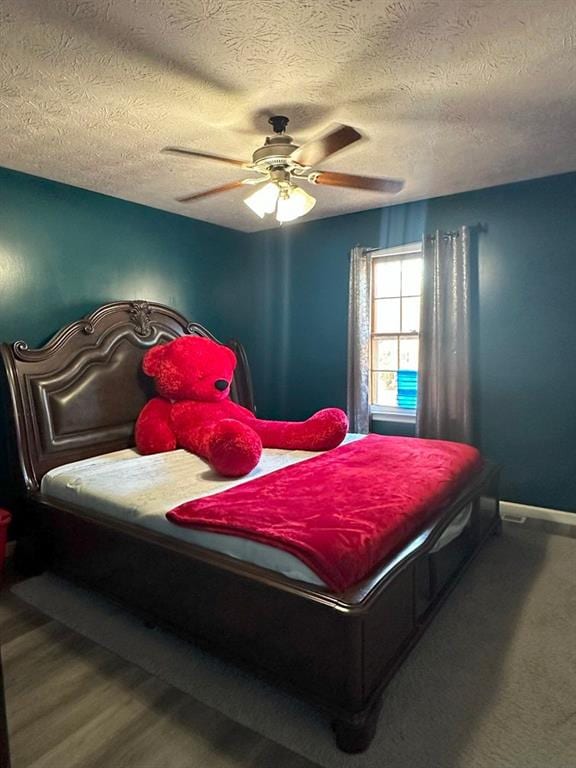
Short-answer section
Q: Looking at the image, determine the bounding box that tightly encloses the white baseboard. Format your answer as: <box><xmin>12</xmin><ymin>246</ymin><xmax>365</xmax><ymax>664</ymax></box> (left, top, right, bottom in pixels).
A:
<box><xmin>500</xmin><ymin>501</ymin><xmax>576</xmax><ymax>527</ymax></box>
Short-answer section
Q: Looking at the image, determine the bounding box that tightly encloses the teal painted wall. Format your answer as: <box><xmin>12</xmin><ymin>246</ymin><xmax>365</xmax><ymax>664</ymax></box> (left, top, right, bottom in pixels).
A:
<box><xmin>247</xmin><ymin>174</ymin><xmax>576</xmax><ymax>512</ymax></box>
<box><xmin>0</xmin><ymin>167</ymin><xmax>250</xmax><ymax>347</ymax></box>
<box><xmin>0</xmin><ymin>166</ymin><xmax>250</xmax><ymax>507</ymax></box>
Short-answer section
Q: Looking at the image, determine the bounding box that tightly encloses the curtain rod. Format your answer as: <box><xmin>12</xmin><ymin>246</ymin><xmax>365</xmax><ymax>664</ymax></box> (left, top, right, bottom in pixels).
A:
<box><xmin>425</xmin><ymin>223</ymin><xmax>487</xmax><ymax>240</ymax></box>
<box><xmin>364</xmin><ymin>221</ymin><xmax>488</xmax><ymax>253</ymax></box>
<box><xmin>362</xmin><ymin>222</ymin><xmax>487</xmax><ymax>251</ymax></box>
<box><xmin>425</xmin><ymin>231</ymin><xmax>460</xmax><ymax>240</ymax></box>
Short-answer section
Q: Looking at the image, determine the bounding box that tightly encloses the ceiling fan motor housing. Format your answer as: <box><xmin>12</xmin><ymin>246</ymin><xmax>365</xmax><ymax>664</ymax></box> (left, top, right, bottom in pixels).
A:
<box><xmin>252</xmin><ymin>135</ymin><xmax>300</xmax><ymax>169</ymax></box>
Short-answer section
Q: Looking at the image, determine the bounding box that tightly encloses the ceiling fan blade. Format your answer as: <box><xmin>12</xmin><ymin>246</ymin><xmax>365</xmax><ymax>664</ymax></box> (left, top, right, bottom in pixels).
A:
<box><xmin>290</xmin><ymin>124</ymin><xmax>362</xmax><ymax>167</ymax></box>
<box><xmin>162</xmin><ymin>147</ymin><xmax>250</xmax><ymax>168</ymax></box>
<box><xmin>176</xmin><ymin>180</ymin><xmax>248</xmax><ymax>203</ymax></box>
<box><xmin>312</xmin><ymin>171</ymin><xmax>404</xmax><ymax>194</ymax></box>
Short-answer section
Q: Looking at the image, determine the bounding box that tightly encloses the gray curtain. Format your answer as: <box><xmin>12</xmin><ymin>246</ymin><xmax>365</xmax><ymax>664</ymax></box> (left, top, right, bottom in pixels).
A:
<box><xmin>347</xmin><ymin>246</ymin><xmax>371</xmax><ymax>433</ymax></box>
<box><xmin>417</xmin><ymin>226</ymin><xmax>473</xmax><ymax>443</ymax></box>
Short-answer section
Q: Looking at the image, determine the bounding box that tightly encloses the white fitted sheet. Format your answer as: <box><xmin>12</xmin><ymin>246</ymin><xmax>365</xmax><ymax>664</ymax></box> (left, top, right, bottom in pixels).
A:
<box><xmin>41</xmin><ymin>433</ymin><xmax>471</xmax><ymax>586</ymax></box>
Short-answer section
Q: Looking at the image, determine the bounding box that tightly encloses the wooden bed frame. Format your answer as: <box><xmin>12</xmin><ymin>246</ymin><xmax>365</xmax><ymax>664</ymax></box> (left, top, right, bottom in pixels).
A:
<box><xmin>0</xmin><ymin>300</ymin><xmax>500</xmax><ymax>753</ymax></box>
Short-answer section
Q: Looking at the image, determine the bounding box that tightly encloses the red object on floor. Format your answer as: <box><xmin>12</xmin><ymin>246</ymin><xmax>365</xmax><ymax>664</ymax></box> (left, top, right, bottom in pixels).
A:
<box><xmin>0</xmin><ymin>509</ymin><xmax>11</xmax><ymax>574</ymax></box>
<box><xmin>167</xmin><ymin>435</ymin><xmax>482</xmax><ymax>592</ymax></box>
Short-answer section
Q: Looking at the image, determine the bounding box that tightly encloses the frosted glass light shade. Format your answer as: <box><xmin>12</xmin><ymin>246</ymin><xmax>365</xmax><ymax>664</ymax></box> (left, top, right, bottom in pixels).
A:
<box><xmin>276</xmin><ymin>186</ymin><xmax>316</xmax><ymax>222</ymax></box>
<box><xmin>243</xmin><ymin>182</ymin><xmax>279</xmax><ymax>218</ymax></box>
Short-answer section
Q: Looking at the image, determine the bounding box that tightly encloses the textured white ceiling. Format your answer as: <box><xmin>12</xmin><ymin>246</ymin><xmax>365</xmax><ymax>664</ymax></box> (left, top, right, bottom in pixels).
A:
<box><xmin>2</xmin><ymin>0</ymin><xmax>576</xmax><ymax>232</ymax></box>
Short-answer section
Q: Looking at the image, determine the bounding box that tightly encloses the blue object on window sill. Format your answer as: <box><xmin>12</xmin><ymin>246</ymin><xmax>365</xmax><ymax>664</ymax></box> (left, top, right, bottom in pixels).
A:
<box><xmin>397</xmin><ymin>370</ymin><xmax>418</xmax><ymax>409</ymax></box>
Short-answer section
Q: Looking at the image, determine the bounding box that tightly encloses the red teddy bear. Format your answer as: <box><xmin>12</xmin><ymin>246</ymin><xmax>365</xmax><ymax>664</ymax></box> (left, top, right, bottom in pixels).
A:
<box><xmin>135</xmin><ymin>336</ymin><xmax>348</xmax><ymax>477</ymax></box>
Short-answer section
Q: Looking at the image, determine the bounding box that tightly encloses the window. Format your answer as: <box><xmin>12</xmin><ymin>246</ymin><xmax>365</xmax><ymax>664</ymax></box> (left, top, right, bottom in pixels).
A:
<box><xmin>370</xmin><ymin>242</ymin><xmax>423</xmax><ymax>422</ymax></box>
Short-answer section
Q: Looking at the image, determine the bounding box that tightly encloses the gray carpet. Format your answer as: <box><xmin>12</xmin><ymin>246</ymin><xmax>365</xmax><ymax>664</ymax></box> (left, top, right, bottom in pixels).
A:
<box><xmin>13</xmin><ymin>525</ymin><xmax>576</xmax><ymax>768</ymax></box>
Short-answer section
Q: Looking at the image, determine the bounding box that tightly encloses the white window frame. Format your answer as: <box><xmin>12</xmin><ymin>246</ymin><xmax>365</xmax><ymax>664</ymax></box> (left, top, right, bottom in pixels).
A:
<box><xmin>369</xmin><ymin>241</ymin><xmax>423</xmax><ymax>424</ymax></box>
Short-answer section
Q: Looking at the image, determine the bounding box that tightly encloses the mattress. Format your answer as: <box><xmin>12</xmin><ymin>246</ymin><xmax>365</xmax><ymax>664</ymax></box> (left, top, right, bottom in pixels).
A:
<box><xmin>41</xmin><ymin>434</ymin><xmax>472</xmax><ymax>587</ymax></box>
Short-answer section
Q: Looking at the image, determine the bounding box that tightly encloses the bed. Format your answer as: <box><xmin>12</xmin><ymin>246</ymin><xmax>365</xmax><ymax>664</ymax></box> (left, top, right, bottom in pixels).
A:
<box><xmin>0</xmin><ymin>300</ymin><xmax>500</xmax><ymax>752</ymax></box>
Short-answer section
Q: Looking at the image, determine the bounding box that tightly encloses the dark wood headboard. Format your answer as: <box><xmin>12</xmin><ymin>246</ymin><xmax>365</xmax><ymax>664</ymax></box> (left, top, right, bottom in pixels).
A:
<box><xmin>1</xmin><ymin>301</ymin><xmax>254</xmax><ymax>493</ymax></box>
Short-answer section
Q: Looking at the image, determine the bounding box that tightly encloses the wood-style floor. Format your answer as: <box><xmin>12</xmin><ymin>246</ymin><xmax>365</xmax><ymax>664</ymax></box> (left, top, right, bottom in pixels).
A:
<box><xmin>0</xmin><ymin>591</ymin><xmax>318</xmax><ymax>768</ymax></box>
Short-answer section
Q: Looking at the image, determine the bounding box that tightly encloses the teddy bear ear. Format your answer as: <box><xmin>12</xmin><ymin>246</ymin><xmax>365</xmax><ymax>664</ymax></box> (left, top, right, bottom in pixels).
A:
<box><xmin>142</xmin><ymin>344</ymin><xmax>166</xmax><ymax>376</ymax></box>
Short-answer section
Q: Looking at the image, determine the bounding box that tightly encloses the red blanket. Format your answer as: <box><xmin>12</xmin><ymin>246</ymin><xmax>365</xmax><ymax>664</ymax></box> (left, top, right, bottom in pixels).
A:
<box><xmin>167</xmin><ymin>435</ymin><xmax>482</xmax><ymax>592</ymax></box>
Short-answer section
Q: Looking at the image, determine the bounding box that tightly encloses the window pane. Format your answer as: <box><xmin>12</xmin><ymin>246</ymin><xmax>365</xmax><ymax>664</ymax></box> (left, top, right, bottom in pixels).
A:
<box><xmin>372</xmin><ymin>338</ymin><xmax>397</xmax><ymax>370</ymax></box>
<box><xmin>401</xmin><ymin>258</ymin><xmax>422</xmax><ymax>296</ymax></box>
<box><xmin>374</xmin><ymin>298</ymin><xmax>400</xmax><ymax>333</ymax></box>
<box><xmin>372</xmin><ymin>371</ymin><xmax>397</xmax><ymax>407</ymax></box>
<box><xmin>373</xmin><ymin>259</ymin><xmax>401</xmax><ymax>298</ymax></box>
<box><xmin>399</xmin><ymin>336</ymin><xmax>419</xmax><ymax>370</ymax></box>
<box><xmin>401</xmin><ymin>297</ymin><xmax>420</xmax><ymax>332</ymax></box>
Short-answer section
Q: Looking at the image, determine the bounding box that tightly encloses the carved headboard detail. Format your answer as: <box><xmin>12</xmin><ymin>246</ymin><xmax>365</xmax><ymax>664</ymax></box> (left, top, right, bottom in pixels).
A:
<box><xmin>1</xmin><ymin>301</ymin><xmax>255</xmax><ymax>492</ymax></box>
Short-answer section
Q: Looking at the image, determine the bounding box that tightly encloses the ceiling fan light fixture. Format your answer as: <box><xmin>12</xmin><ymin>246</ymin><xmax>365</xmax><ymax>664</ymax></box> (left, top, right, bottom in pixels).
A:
<box><xmin>275</xmin><ymin>185</ymin><xmax>316</xmax><ymax>223</ymax></box>
<box><xmin>243</xmin><ymin>181</ymin><xmax>279</xmax><ymax>218</ymax></box>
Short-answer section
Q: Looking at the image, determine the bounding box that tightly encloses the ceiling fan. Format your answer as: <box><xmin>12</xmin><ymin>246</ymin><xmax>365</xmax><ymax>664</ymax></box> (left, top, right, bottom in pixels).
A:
<box><xmin>162</xmin><ymin>116</ymin><xmax>404</xmax><ymax>223</ymax></box>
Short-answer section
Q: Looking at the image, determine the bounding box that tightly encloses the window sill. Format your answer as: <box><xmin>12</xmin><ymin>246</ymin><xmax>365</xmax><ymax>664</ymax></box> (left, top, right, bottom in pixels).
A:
<box><xmin>370</xmin><ymin>407</ymin><xmax>416</xmax><ymax>424</ymax></box>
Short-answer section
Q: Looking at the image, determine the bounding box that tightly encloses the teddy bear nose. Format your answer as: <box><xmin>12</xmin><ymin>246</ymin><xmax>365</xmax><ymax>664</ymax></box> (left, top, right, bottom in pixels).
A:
<box><xmin>214</xmin><ymin>379</ymin><xmax>229</xmax><ymax>391</ymax></box>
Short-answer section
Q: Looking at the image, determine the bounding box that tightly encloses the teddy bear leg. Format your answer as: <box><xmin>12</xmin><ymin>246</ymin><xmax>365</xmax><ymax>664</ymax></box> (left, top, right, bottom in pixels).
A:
<box><xmin>207</xmin><ymin>419</ymin><xmax>263</xmax><ymax>477</ymax></box>
<box><xmin>252</xmin><ymin>408</ymin><xmax>348</xmax><ymax>451</ymax></box>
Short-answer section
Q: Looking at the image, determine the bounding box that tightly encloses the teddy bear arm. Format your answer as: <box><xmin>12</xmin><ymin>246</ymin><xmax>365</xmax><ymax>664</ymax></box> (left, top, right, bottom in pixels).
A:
<box><xmin>221</xmin><ymin>400</ymin><xmax>257</xmax><ymax>422</ymax></box>
<box><xmin>174</xmin><ymin>421</ymin><xmax>212</xmax><ymax>459</ymax></box>
<box><xmin>135</xmin><ymin>398</ymin><xmax>177</xmax><ymax>455</ymax></box>
<box><xmin>169</xmin><ymin>402</ymin><xmax>215</xmax><ymax>459</ymax></box>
